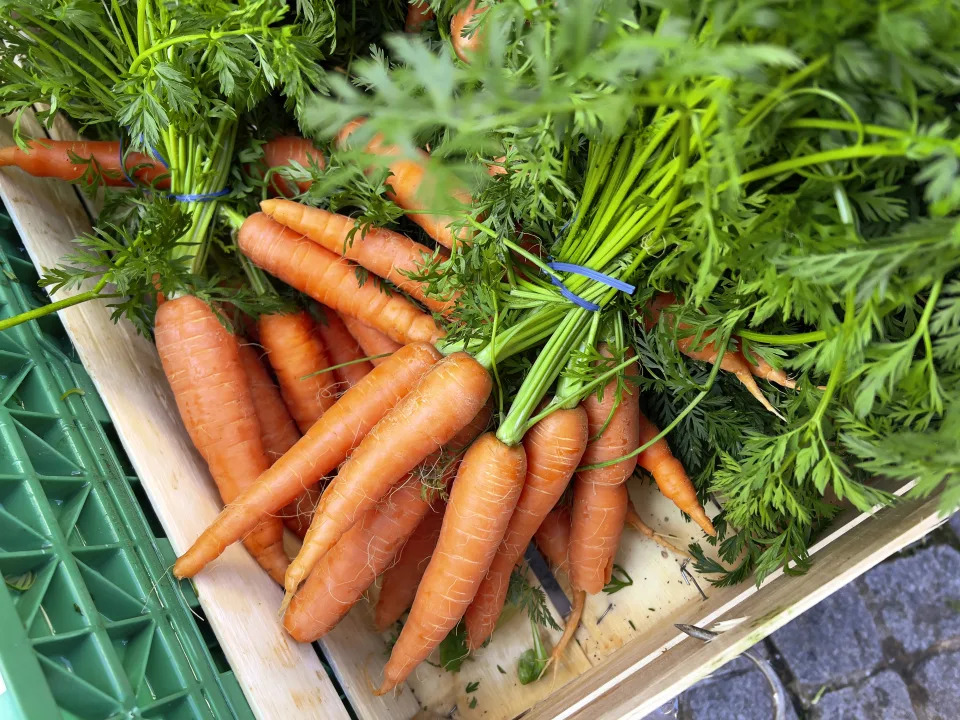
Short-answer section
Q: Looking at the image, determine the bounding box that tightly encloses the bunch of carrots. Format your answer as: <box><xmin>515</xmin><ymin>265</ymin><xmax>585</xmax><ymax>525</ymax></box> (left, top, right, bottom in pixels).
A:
<box><xmin>10</xmin><ymin>0</ymin><xmax>924</xmax><ymax>697</ymax></box>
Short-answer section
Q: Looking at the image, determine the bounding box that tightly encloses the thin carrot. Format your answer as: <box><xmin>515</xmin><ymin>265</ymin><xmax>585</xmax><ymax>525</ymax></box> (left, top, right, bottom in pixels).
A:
<box><xmin>0</xmin><ymin>139</ymin><xmax>168</xmax><ymax>187</ymax></box>
<box><xmin>284</xmin><ymin>352</ymin><xmax>493</xmax><ymax>602</ymax></box>
<box><xmin>173</xmin><ymin>342</ymin><xmax>442</xmax><ymax>579</ymax></box>
<box><xmin>636</xmin><ymin>409</ymin><xmax>716</xmax><ymax>536</ymax></box>
<box><xmin>156</xmin><ymin>295</ymin><xmax>287</xmax><ymax>584</ymax></box>
<box><xmin>284</xmin><ymin>479</ymin><xmax>433</xmax><ymax>642</ymax></box>
<box><xmin>237</xmin><ymin>342</ymin><xmax>315</xmax><ymax>537</ymax></box>
<box><xmin>259</xmin><ymin>310</ymin><xmax>337</xmax><ymax>432</ymax></box>
<box><xmin>451</xmin><ymin>1</ymin><xmax>486</xmax><ymax>63</ymax></box>
<box><xmin>260</xmin><ymin>136</ymin><xmax>325</xmax><ymax>197</ymax></box>
<box><xmin>740</xmin><ymin>346</ymin><xmax>796</xmax><ymax>389</ymax></box>
<box><xmin>404</xmin><ymin>1</ymin><xmax>434</xmax><ymax>32</ymax></box>
<box><xmin>314</xmin><ymin>306</ymin><xmax>374</xmax><ymax>389</ymax></box>
<box><xmin>341</xmin><ymin>314</ymin><xmax>403</xmax><ymax>366</ymax></box>
<box><xmin>625</xmin><ymin>496</ymin><xmax>693</xmax><ymax>559</ymax></box>
<box><xmin>534</xmin><ymin>505</ymin><xmax>571</xmax><ymax>573</ymax></box>
<box><xmin>644</xmin><ymin>293</ymin><xmax>786</xmax><ymax>417</ymax></box>
<box><xmin>238</xmin><ymin>212</ymin><xmax>445</xmax><ymax>345</ymax></box>
<box><xmin>379</xmin><ymin>433</ymin><xmax>527</xmax><ymax>692</ymax></box>
<box><xmin>339</xmin><ymin>119</ymin><xmax>473</xmax><ymax>250</ymax></box>
<box><xmin>374</xmin><ymin>509</ymin><xmax>444</xmax><ymax>631</ymax></box>
<box><xmin>464</xmin><ymin>406</ymin><xmax>588</xmax><ymax>650</ymax></box>
<box><xmin>260</xmin><ymin>199</ymin><xmax>457</xmax><ymax>314</ymax></box>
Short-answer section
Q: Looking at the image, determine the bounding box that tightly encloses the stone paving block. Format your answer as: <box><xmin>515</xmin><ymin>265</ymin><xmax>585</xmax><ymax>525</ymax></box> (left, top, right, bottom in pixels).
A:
<box><xmin>860</xmin><ymin>545</ymin><xmax>960</xmax><ymax>654</ymax></box>
<box><xmin>912</xmin><ymin>650</ymin><xmax>960</xmax><ymax>720</ymax></box>
<box><xmin>807</xmin><ymin>670</ymin><xmax>917</xmax><ymax>720</ymax></box>
<box><xmin>683</xmin><ymin>667</ymin><xmax>798</xmax><ymax>720</ymax></box>
<box><xmin>639</xmin><ymin>698</ymin><xmax>679</xmax><ymax>719</ymax></box>
<box><xmin>770</xmin><ymin>584</ymin><xmax>883</xmax><ymax>695</ymax></box>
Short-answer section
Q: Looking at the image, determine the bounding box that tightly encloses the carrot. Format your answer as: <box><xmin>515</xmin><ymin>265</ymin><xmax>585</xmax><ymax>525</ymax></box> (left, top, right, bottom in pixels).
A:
<box><xmin>259</xmin><ymin>136</ymin><xmax>325</xmax><ymax>197</ymax></box>
<box><xmin>284</xmin><ymin>479</ymin><xmax>434</xmax><ymax>642</ymax></box>
<box><xmin>0</xmin><ymin>139</ymin><xmax>168</xmax><ymax>187</ymax></box>
<box><xmin>237</xmin><ymin>342</ymin><xmax>316</xmax><ymax>536</ymax></box>
<box><xmin>285</xmin><ymin>400</ymin><xmax>491</xmax><ymax>640</ymax></box>
<box><xmin>569</xmin><ymin>347</ymin><xmax>638</xmax><ymax>591</ymax></box>
<box><xmin>636</xmin><ymin>409</ymin><xmax>716</xmax><ymax>536</ymax></box>
<box><xmin>341</xmin><ymin>314</ymin><xmax>403</xmax><ymax>366</ymax></box>
<box><xmin>284</xmin><ymin>352</ymin><xmax>493</xmax><ymax>602</ymax></box>
<box><xmin>156</xmin><ymin>295</ymin><xmax>287</xmax><ymax>584</ymax></box>
<box><xmin>314</xmin><ymin>306</ymin><xmax>374</xmax><ymax>389</ymax></box>
<box><xmin>464</xmin><ymin>406</ymin><xmax>588</xmax><ymax>650</ymax></box>
<box><xmin>624</xmin><ymin>496</ymin><xmax>693</xmax><ymax>560</ymax></box>
<box><xmin>644</xmin><ymin>293</ymin><xmax>786</xmax><ymax>417</ymax></box>
<box><xmin>258</xmin><ymin>310</ymin><xmax>337</xmax><ymax>432</ymax></box>
<box><xmin>374</xmin><ymin>509</ymin><xmax>444</xmax><ymax>631</ymax></box>
<box><xmin>261</xmin><ymin>199</ymin><xmax>457</xmax><ymax>314</ymax></box>
<box><xmin>740</xmin><ymin>347</ymin><xmax>797</xmax><ymax>389</ymax></box>
<box><xmin>405</xmin><ymin>0</ymin><xmax>434</xmax><ymax>31</ymax></box>
<box><xmin>379</xmin><ymin>433</ymin><xmax>527</xmax><ymax>692</ymax></box>
<box><xmin>534</xmin><ymin>505</ymin><xmax>571</xmax><ymax>572</ymax></box>
<box><xmin>451</xmin><ymin>1</ymin><xmax>486</xmax><ymax>63</ymax></box>
<box><xmin>339</xmin><ymin>119</ymin><xmax>473</xmax><ymax>250</ymax></box>
<box><xmin>173</xmin><ymin>342</ymin><xmax>442</xmax><ymax>579</ymax></box>
<box><xmin>238</xmin><ymin>212</ymin><xmax>445</xmax><ymax>345</ymax></box>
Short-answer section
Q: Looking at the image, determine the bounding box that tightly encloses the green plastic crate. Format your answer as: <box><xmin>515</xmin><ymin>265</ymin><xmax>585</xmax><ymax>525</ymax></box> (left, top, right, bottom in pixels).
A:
<box><xmin>0</xmin><ymin>209</ymin><xmax>255</xmax><ymax>720</ymax></box>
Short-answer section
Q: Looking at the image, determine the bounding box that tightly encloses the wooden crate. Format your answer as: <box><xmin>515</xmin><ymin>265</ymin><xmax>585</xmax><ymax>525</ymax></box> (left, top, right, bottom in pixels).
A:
<box><xmin>0</xmin><ymin>112</ymin><xmax>949</xmax><ymax>720</ymax></box>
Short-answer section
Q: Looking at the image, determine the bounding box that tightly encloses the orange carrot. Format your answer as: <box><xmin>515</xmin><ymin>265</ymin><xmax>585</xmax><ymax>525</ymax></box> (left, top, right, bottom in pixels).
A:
<box><xmin>625</xmin><ymin>497</ymin><xmax>692</xmax><ymax>559</ymax></box>
<box><xmin>534</xmin><ymin>505</ymin><xmax>571</xmax><ymax>572</ymax></box>
<box><xmin>285</xmin><ymin>352</ymin><xmax>493</xmax><ymax>601</ymax></box>
<box><xmin>339</xmin><ymin>119</ymin><xmax>473</xmax><ymax>250</ymax></box>
<box><xmin>374</xmin><ymin>509</ymin><xmax>444</xmax><ymax>631</ymax></box>
<box><xmin>636</xmin><ymin>409</ymin><xmax>715</xmax><ymax>535</ymax></box>
<box><xmin>740</xmin><ymin>347</ymin><xmax>796</xmax><ymax>389</ymax></box>
<box><xmin>261</xmin><ymin>199</ymin><xmax>457</xmax><ymax>314</ymax></box>
<box><xmin>237</xmin><ymin>342</ymin><xmax>315</xmax><ymax>536</ymax></box>
<box><xmin>464</xmin><ymin>406</ymin><xmax>588</xmax><ymax>650</ymax></box>
<box><xmin>173</xmin><ymin>342</ymin><xmax>442</xmax><ymax>579</ymax></box>
<box><xmin>156</xmin><ymin>296</ymin><xmax>287</xmax><ymax>584</ymax></box>
<box><xmin>280</xmin><ymin>487</ymin><xmax>323</xmax><ymax>539</ymax></box>
<box><xmin>379</xmin><ymin>433</ymin><xmax>527</xmax><ymax>692</ymax></box>
<box><xmin>314</xmin><ymin>306</ymin><xmax>374</xmax><ymax>389</ymax></box>
<box><xmin>258</xmin><ymin>311</ymin><xmax>337</xmax><ymax>432</ymax></box>
<box><xmin>239</xmin><ymin>212</ymin><xmax>445</xmax><ymax>345</ymax></box>
<box><xmin>285</xmin><ymin>400</ymin><xmax>491</xmax><ymax>640</ymax></box>
<box><xmin>405</xmin><ymin>1</ymin><xmax>434</xmax><ymax>31</ymax></box>
<box><xmin>259</xmin><ymin>136</ymin><xmax>325</xmax><ymax>197</ymax></box>
<box><xmin>284</xmin><ymin>479</ymin><xmax>433</xmax><ymax>642</ymax></box>
<box><xmin>341</xmin><ymin>314</ymin><xmax>403</xmax><ymax>366</ymax></box>
<box><xmin>644</xmin><ymin>293</ymin><xmax>786</xmax><ymax>416</ymax></box>
<box><xmin>0</xmin><ymin>139</ymin><xmax>168</xmax><ymax>187</ymax></box>
<box><xmin>451</xmin><ymin>1</ymin><xmax>486</xmax><ymax>63</ymax></box>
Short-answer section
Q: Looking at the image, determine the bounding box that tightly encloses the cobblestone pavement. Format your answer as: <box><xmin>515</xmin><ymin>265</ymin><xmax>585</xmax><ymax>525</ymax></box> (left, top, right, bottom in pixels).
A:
<box><xmin>644</xmin><ymin>512</ymin><xmax>960</xmax><ymax>720</ymax></box>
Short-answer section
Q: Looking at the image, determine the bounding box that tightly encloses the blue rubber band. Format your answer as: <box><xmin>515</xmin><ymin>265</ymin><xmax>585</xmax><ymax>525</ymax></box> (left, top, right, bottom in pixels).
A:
<box><xmin>547</xmin><ymin>262</ymin><xmax>636</xmax><ymax>294</ymax></box>
<box><xmin>119</xmin><ymin>130</ymin><xmax>227</xmax><ymax>201</ymax></box>
<box><xmin>547</xmin><ymin>274</ymin><xmax>601</xmax><ymax>311</ymax></box>
<box><xmin>558</xmin><ymin>212</ymin><xmax>578</xmax><ymax>238</ymax></box>
<box><xmin>169</xmin><ymin>187</ymin><xmax>232</xmax><ymax>202</ymax></box>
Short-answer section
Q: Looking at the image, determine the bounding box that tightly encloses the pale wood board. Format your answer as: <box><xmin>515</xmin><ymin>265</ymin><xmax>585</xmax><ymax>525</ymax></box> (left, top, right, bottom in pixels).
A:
<box><xmin>0</xmin><ymin>113</ymin><xmax>353</xmax><ymax>720</ymax></box>
<box><xmin>527</xmin><ymin>485</ymin><xmax>945</xmax><ymax>720</ymax></box>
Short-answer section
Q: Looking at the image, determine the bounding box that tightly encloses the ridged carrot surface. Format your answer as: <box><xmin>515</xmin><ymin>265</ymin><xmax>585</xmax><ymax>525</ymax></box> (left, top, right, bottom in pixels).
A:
<box><xmin>379</xmin><ymin>433</ymin><xmax>527</xmax><ymax>692</ymax></box>
<box><xmin>261</xmin><ymin>199</ymin><xmax>457</xmax><ymax>314</ymax></box>
<box><xmin>0</xmin><ymin>139</ymin><xmax>168</xmax><ymax>187</ymax></box>
<box><xmin>259</xmin><ymin>311</ymin><xmax>337</xmax><ymax>432</ymax></box>
<box><xmin>173</xmin><ymin>343</ymin><xmax>441</xmax><ymax>578</ymax></box>
<box><xmin>238</xmin><ymin>212</ymin><xmax>445</xmax><ymax>345</ymax></box>
<box><xmin>156</xmin><ymin>296</ymin><xmax>287</xmax><ymax>584</ymax></box>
